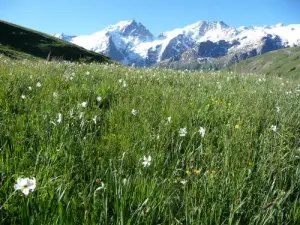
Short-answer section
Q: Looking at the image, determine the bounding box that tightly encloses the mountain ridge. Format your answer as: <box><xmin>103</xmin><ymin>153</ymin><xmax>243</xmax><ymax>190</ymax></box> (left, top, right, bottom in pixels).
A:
<box><xmin>55</xmin><ymin>20</ymin><xmax>300</xmax><ymax>68</ymax></box>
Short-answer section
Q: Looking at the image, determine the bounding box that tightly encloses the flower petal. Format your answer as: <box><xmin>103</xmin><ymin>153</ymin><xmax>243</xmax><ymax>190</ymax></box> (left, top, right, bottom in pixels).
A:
<box><xmin>27</xmin><ymin>178</ymin><xmax>36</xmax><ymax>191</ymax></box>
<box><xmin>22</xmin><ymin>187</ymin><xmax>30</xmax><ymax>196</ymax></box>
<box><xmin>14</xmin><ymin>183</ymin><xmax>22</xmax><ymax>190</ymax></box>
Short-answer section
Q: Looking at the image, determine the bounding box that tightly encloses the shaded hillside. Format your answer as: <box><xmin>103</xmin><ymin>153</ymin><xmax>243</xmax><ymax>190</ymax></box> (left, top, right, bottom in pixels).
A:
<box><xmin>227</xmin><ymin>46</ymin><xmax>300</xmax><ymax>79</ymax></box>
<box><xmin>0</xmin><ymin>20</ymin><xmax>112</xmax><ymax>63</ymax></box>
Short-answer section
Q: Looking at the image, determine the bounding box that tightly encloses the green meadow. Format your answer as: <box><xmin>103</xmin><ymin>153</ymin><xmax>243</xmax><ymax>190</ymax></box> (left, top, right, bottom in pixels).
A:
<box><xmin>0</xmin><ymin>56</ymin><xmax>299</xmax><ymax>224</ymax></box>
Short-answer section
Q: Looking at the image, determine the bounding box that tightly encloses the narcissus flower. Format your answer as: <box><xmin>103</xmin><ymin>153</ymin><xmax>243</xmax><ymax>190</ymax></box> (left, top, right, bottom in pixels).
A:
<box><xmin>96</xmin><ymin>96</ymin><xmax>102</xmax><ymax>102</ymax></box>
<box><xmin>180</xmin><ymin>180</ymin><xmax>187</xmax><ymax>185</ymax></box>
<box><xmin>179</xmin><ymin>127</ymin><xmax>187</xmax><ymax>137</ymax></box>
<box><xmin>167</xmin><ymin>117</ymin><xmax>171</xmax><ymax>123</ymax></box>
<box><xmin>271</xmin><ymin>125</ymin><xmax>278</xmax><ymax>132</ymax></box>
<box><xmin>131</xmin><ymin>109</ymin><xmax>137</xmax><ymax>116</ymax></box>
<box><xmin>57</xmin><ymin>113</ymin><xmax>62</xmax><ymax>123</ymax></box>
<box><xmin>199</xmin><ymin>126</ymin><xmax>206</xmax><ymax>138</ymax></box>
<box><xmin>14</xmin><ymin>177</ymin><xmax>36</xmax><ymax>196</ymax></box>
<box><xmin>81</xmin><ymin>101</ymin><xmax>88</xmax><ymax>108</ymax></box>
<box><xmin>142</xmin><ymin>156</ymin><xmax>152</xmax><ymax>167</ymax></box>
<box><xmin>93</xmin><ymin>115</ymin><xmax>97</xmax><ymax>124</ymax></box>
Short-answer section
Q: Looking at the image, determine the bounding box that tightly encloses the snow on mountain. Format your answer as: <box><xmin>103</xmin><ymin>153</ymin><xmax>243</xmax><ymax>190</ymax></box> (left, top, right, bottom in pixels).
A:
<box><xmin>233</xmin><ymin>23</ymin><xmax>300</xmax><ymax>51</ymax></box>
<box><xmin>54</xmin><ymin>20</ymin><xmax>300</xmax><ymax>67</ymax></box>
<box><xmin>53</xmin><ymin>33</ymin><xmax>76</xmax><ymax>42</ymax></box>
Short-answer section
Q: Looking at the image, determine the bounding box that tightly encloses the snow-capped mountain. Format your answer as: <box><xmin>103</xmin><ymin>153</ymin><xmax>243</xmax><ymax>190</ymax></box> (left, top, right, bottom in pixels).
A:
<box><xmin>55</xmin><ymin>20</ymin><xmax>300</xmax><ymax>68</ymax></box>
<box><xmin>54</xmin><ymin>33</ymin><xmax>76</xmax><ymax>42</ymax></box>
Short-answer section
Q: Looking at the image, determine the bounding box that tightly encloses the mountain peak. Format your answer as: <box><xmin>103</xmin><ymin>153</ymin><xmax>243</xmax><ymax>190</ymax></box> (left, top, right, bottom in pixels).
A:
<box><xmin>106</xmin><ymin>20</ymin><xmax>133</xmax><ymax>31</ymax></box>
<box><xmin>54</xmin><ymin>32</ymin><xmax>75</xmax><ymax>41</ymax></box>
<box><xmin>184</xmin><ymin>20</ymin><xmax>229</xmax><ymax>31</ymax></box>
<box><xmin>181</xmin><ymin>20</ymin><xmax>231</xmax><ymax>39</ymax></box>
<box><xmin>105</xmin><ymin>20</ymin><xmax>153</xmax><ymax>41</ymax></box>
<box><xmin>274</xmin><ymin>23</ymin><xmax>284</xmax><ymax>28</ymax></box>
<box><xmin>216</xmin><ymin>21</ymin><xmax>229</xmax><ymax>28</ymax></box>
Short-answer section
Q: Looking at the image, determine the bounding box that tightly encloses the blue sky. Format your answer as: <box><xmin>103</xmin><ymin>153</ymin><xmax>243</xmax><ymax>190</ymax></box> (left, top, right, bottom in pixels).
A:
<box><xmin>1</xmin><ymin>0</ymin><xmax>300</xmax><ymax>36</ymax></box>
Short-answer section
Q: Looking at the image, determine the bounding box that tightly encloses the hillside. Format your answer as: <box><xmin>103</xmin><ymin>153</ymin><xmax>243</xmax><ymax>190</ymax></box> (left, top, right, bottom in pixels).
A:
<box><xmin>227</xmin><ymin>46</ymin><xmax>300</xmax><ymax>79</ymax></box>
<box><xmin>0</xmin><ymin>20</ymin><xmax>112</xmax><ymax>63</ymax></box>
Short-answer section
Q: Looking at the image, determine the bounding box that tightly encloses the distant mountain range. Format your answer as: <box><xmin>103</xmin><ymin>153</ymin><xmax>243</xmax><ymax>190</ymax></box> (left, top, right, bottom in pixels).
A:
<box><xmin>54</xmin><ymin>20</ymin><xmax>300</xmax><ymax>68</ymax></box>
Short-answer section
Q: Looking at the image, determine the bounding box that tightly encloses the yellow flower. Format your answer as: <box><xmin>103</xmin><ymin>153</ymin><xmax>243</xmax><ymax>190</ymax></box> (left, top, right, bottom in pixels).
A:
<box><xmin>235</xmin><ymin>124</ymin><xmax>240</xmax><ymax>129</ymax></box>
<box><xmin>211</xmin><ymin>170</ymin><xmax>216</xmax><ymax>175</ymax></box>
<box><xmin>194</xmin><ymin>169</ymin><xmax>200</xmax><ymax>175</ymax></box>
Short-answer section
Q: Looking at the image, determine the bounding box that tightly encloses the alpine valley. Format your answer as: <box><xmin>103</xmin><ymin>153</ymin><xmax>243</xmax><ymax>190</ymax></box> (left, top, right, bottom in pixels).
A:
<box><xmin>55</xmin><ymin>20</ymin><xmax>300</xmax><ymax>69</ymax></box>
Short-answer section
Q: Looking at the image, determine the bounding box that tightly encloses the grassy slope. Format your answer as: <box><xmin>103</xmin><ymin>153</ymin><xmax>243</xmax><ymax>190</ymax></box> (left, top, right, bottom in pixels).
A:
<box><xmin>0</xmin><ymin>20</ymin><xmax>112</xmax><ymax>63</ymax></box>
<box><xmin>227</xmin><ymin>46</ymin><xmax>300</xmax><ymax>79</ymax></box>
<box><xmin>0</xmin><ymin>56</ymin><xmax>299</xmax><ymax>224</ymax></box>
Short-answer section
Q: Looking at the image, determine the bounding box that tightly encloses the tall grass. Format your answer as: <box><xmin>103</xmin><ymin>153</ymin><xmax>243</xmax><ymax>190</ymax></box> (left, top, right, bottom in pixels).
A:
<box><xmin>0</xmin><ymin>56</ymin><xmax>299</xmax><ymax>224</ymax></box>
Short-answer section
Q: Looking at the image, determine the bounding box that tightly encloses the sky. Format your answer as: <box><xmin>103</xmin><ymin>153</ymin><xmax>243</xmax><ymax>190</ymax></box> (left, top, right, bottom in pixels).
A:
<box><xmin>1</xmin><ymin>0</ymin><xmax>300</xmax><ymax>36</ymax></box>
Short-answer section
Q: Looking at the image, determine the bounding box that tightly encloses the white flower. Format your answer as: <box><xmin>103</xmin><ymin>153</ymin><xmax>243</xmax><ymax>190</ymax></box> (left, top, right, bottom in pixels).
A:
<box><xmin>167</xmin><ymin>116</ymin><xmax>171</xmax><ymax>123</ymax></box>
<box><xmin>53</xmin><ymin>92</ymin><xmax>58</xmax><ymax>98</ymax></box>
<box><xmin>131</xmin><ymin>109</ymin><xmax>137</xmax><ymax>116</ymax></box>
<box><xmin>57</xmin><ymin>113</ymin><xmax>62</xmax><ymax>124</ymax></box>
<box><xmin>28</xmin><ymin>86</ymin><xmax>32</xmax><ymax>91</ymax></box>
<box><xmin>81</xmin><ymin>101</ymin><xmax>88</xmax><ymax>108</ymax></box>
<box><xmin>276</xmin><ymin>106</ymin><xmax>280</xmax><ymax>113</ymax></box>
<box><xmin>69</xmin><ymin>109</ymin><xmax>74</xmax><ymax>117</ymax></box>
<box><xmin>199</xmin><ymin>126</ymin><xmax>206</xmax><ymax>138</ymax></box>
<box><xmin>142</xmin><ymin>156</ymin><xmax>152</xmax><ymax>167</ymax></box>
<box><xmin>79</xmin><ymin>112</ymin><xmax>84</xmax><ymax>119</ymax></box>
<box><xmin>36</xmin><ymin>82</ymin><xmax>41</xmax><ymax>87</ymax></box>
<box><xmin>179</xmin><ymin>127</ymin><xmax>187</xmax><ymax>137</ymax></box>
<box><xmin>180</xmin><ymin>180</ymin><xmax>187</xmax><ymax>185</ymax></box>
<box><xmin>93</xmin><ymin>115</ymin><xmax>97</xmax><ymax>124</ymax></box>
<box><xmin>21</xmin><ymin>94</ymin><xmax>26</xmax><ymax>99</ymax></box>
<box><xmin>271</xmin><ymin>125</ymin><xmax>278</xmax><ymax>132</ymax></box>
<box><xmin>119</xmin><ymin>79</ymin><xmax>128</xmax><ymax>87</ymax></box>
<box><xmin>85</xmin><ymin>71</ymin><xmax>90</xmax><ymax>75</ymax></box>
<box><xmin>96</xmin><ymin>96</ymin><xmax>102</xmax><ymax>102</ymax></box>
<box><xmin>14</xmin><ymin>177</ymin><xmax>36</xmax><ymax>196</ymax></box>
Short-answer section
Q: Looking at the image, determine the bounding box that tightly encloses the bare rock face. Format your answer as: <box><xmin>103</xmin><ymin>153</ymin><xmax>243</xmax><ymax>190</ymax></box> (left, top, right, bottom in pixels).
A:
<box><xmin>120</xmin><ymin>20</ymin><xmax>153</xmax><ymax>42</ymax></box>
<box><xmin>195</xmin><ymin>40</ymin><xmax>239</xmax><ymax>58</ymax></box>
<box><xmin>102</xmin><ymin>36</ymin><xmax>125</xmax><ymax>61</ymax></box>
<box><xmin>161</xmin><ymin>34</ymin><xmax>194</xmax><ymax>61</ymax></box>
